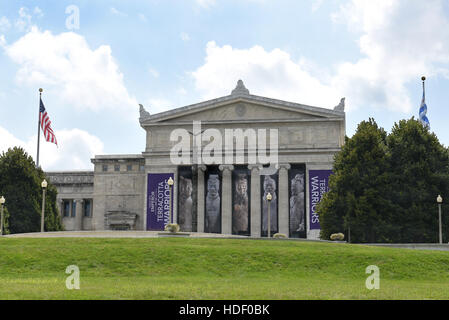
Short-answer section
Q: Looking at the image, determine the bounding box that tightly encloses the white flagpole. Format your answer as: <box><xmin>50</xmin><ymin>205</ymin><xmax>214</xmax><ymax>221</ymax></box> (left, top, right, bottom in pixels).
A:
<box><xmin>36</xmin><ymin>88</ymin><xmax>43</xmax><ymax>168</ymax></box>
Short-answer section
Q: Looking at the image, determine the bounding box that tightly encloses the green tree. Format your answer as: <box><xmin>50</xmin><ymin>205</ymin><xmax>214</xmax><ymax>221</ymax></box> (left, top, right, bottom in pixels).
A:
<box><xmin>387</xmin><ymin>118</ymin><xmax>449</xmax><ymax>242</ymax></box>
<box><xmin>0</xmin><ymin>147</ymin><xmax>63</xmax><ymax>234</ymax></box>
<box><xmin>318</xmin><ymin>118</ymin><xmax>398</xmax><ymax>243</ymax></box>
<box><xmin>319</xmin><ymin>118</ymin><xmax>449</xmax><ymax>243</ymax></box>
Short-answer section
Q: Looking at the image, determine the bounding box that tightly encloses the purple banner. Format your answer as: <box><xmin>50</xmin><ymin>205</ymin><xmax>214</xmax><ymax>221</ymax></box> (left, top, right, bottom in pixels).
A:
<box><xmin>147</xmin><ymin>173</ymin><xmax>174</xmax><ymax>231</ymax></box>
<box><xmin>309</xmin><ymin>170</ymin><xmax>332</xmax><ymax>230</ymax></box>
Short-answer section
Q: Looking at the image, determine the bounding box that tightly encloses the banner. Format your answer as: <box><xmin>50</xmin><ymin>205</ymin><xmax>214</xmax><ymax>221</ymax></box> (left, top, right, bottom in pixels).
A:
<box><xmin>147</xmin><ymin>173</ymin><xmax>174</xmax><ymax>231</ymax></box>
<box><xmin>309</xmin><ymin>170</ymin><xmax>332</xmax><ymax>230</ymax></box>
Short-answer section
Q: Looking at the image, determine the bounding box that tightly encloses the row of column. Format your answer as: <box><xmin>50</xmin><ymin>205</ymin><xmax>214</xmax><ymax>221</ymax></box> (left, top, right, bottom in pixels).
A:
<box><xmin>196</xmin><ymin>163</ymin><xmax>291</xmax><ymax>236</ymax></box>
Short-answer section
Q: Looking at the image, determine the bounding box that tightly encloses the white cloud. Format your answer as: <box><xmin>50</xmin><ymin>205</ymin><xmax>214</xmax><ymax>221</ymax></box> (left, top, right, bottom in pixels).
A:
<box><xmin>0</xmin><ymin>126</ymin><xmax>27</xmax><ymax>153</ymax></box>
<box><xmin>180</xmin><ymin>32</ymin><xmax>190</xmax><ymax>42</ymax></box>
<box><xmin>177</xmin><ymin>87</ymin><xmax>187</xmax><ymax>95</ymax></box>
<box><xmin>33</xmin><ymin>7</ymin><xmax>44</xmax><ymax>18</ymax></box>
<box><xmin>110</xmin><ymin>7</ymin><xmax>127</xmax><ymax>17</ymax></box>
<box><xmin>0</xmin><ymin>16</ymin><xmax>11</xmax><ymax>32</ymax></box>
<box><xmin>146</xmin><ymin>98</ymin><xmax>173</xmax><ymax>114</ymax></box>
<box><xmin>192</xmin><ymin>1</ymin><xmax>449</xmax><ymax>113</ymax></box>
<box><xmin>191</xmin><ymin>41</ymin><xmax>341</xmax><ymax>109</ymax></box>
<box><xmin>195</xmin><ymin>0</ymin><xmax>264</xmax><ymax>8</ymax></box>
<box><xmin>15</xmin><ymin>7</ymin><xmax>32</xmax><ymax>32</ymax></box>
<box><xmin>149</xmin><ymin>68</ymin><xmax>159</xmax><ymax>78</ymax></box>
<box><xmin>3</xmin><ymin>27</ymin><xmax>137</xmax><ymax>114</ymax></box>
<box><xmin>196</xmin><ymin>0</ymin><xmax>216</xmax><ymax>8</ymax></box>
<box><xmin>311</xmin><ymin>0</ymin><xmax>324</xmax><ymax>12</ymax></box>
<box><xmin>0</xmin><ymin>126</ymin><xmax>104</xmax><ymax>171</ymax></box>
<box><xmin>330</xmin><ymin>0</ymin><xmax>449</xmax><ymax>112</ymax></box>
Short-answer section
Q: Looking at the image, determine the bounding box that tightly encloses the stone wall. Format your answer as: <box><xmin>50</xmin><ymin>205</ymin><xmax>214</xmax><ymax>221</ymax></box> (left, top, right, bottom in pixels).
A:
<box><xmin>90</xmin><ymin>155</ymin><xmax>146</xmax><ymax>231</ymax></box>
<box><xmin>46</xmin><ymin>171</ymin><xmax>94</xmax><ymax>231</ymax></box>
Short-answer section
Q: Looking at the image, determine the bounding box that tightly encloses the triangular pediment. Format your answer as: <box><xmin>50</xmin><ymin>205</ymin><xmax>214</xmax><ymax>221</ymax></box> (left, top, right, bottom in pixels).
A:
<box><xmin>140</xmin><ymin>94</ymin><xmax>344</xmax><ymax>126</ymax></box>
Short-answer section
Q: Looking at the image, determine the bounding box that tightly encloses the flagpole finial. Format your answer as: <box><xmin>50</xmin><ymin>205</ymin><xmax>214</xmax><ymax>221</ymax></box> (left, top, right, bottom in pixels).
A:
<box><xmin>421</xmin><ymin>76</ymin><xmax>426</xmax><ymax>81</ymax></box>
<box><xmin>39</xmin><ymin>88</ymin><xmax>43</xmax><ymax>93</ymax></box>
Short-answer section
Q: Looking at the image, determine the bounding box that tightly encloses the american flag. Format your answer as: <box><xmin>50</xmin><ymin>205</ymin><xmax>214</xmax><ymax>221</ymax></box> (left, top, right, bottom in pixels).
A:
<box><xmin>39</xmin><ymin>98</ymin><xmax>58</xmax><ymax>146</ymax></box>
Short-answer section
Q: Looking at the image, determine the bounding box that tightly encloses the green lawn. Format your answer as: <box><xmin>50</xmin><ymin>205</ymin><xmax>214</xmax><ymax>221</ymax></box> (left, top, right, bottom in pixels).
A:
<box><xmin>0</xmin><ymin>237</ymin><xmax>448</xmax><ymax>299</ymax></box>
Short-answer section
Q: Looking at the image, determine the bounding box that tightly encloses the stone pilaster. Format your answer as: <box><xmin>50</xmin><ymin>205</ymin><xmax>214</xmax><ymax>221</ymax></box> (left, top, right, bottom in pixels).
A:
<box><xmin>277</xmin><ymin>163</ymin><xmax>291</xmax><ymax>236</ymax></box>
<box><xmin>197</xmin><ymin>165</ymin><xmax>207</xmax><ymax>233</ymax></box>
<box><xmin>75</xmin><ymin>199</ymin><xmax>84</xmax><ymax>231</ymax></box>
<box><xmin>219</xmin><ymin>164</ymin><xmax>234</xmax><ymax>235</ymax></box>
<box><xmin>248</xmin><ymin>164</ymin><xmax>261</xmax><ymax>237</ymax></box>
<box><xmin>172</xmin><ymin>170</ymin><xmax>178</xmax><ymax>225</ymax></box>
<box><xmin>58</xmin><ymin>199</ymin><xmax>63</xmax><ymax>224</ymax></box>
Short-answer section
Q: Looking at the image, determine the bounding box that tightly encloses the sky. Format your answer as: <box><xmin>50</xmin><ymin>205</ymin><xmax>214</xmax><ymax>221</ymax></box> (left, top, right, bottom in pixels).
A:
<box><xmin>0</xmin><ymin>0</ymin><xmax>449</xmax><ymax>171</ymax></box>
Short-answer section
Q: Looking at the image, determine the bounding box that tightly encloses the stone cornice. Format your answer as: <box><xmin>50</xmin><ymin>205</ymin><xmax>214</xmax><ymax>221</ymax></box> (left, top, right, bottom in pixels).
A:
<box><xmin>141</xmin><ymin>117</ymin><xmax>344</xmax><ymax>127</ymax></box>
<box><xmin>46</xmin><ymin>172</ymin><xmax>94</xmax><ymax>185</ymax></box>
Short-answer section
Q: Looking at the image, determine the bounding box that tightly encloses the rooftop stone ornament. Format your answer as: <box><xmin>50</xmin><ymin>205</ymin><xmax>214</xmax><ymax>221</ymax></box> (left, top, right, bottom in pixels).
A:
<box><xmin>139</xmin><ymin>104</ymin><xmax>150</xmax><ymax>121</ymax></box>
<box><xmin>333</xmin><ymin>97</ymin><xmax>345</xmax><ymax>112</ymax></box>
<box><xmin>231</xmin><ymin>80</ymin><xmax>250</xmax><ymax>96</ymax></box>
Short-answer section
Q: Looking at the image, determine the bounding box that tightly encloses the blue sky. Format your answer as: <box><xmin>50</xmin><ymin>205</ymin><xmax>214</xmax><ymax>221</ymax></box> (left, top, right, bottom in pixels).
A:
<box><xmin>1</xmin><ymin>0</ymin><xmax>449</xmax><ymax>170</ymax></box>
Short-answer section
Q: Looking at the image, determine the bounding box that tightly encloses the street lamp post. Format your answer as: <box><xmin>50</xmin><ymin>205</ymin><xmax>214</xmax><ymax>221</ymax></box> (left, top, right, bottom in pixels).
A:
<box><xmin>267</xmin><ymin>192</ymin><xmax>272</xmax><ymax>238</ymax></box>
<box><xmin>41</xmin><ymin>179</ymin><xmax>47</xmax><ymax>233</ymax></box>
<box><xmin>437</xmin><ymin>195</ymin><xmax>443</xmax><ymax>244</ymax></box>
<box><xmin>167</xmin><ymin>177</ymin><xmax>174</xmax><ymax>224</ymax></box>
<box><xmin>0</xmin><ymin>196</ymin><xmax>5</xmax><ymax>236</ymax></box>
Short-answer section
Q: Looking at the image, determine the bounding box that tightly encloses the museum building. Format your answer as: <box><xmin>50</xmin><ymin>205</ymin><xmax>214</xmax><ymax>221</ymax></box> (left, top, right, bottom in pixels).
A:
<box><xmin>46</xmin><ymin>80</ymin><xmax>346</xmax><ymax>239</ymax></box>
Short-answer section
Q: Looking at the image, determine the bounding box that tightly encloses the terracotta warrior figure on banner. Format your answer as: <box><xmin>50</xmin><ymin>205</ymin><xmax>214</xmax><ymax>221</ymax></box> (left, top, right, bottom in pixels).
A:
<box><xmin>262</xmin><ymin>175</ymin><xmax>277</xmax><ymax>233</ymax></box>
<box><xmin>178</xmin><ymin>176</ymin><xmax>193</xmax><ymax>232</ymax></box>
<box><xmin>233</xmin><ymin>174</ymin><xmax>249</xmax><ymax>233</ymax></box>
<box><xmin>206</xmin><ymin>174</ymin><xmax>221</xmax><ymax>233</ymax></box>
<box><xmin>290</xmin><ymin>173</ymin><xmax>305</xmax><ymax>232</ymax></box>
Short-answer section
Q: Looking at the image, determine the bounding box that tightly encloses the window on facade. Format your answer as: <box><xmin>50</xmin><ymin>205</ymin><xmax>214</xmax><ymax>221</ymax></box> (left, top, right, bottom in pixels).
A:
<box><xmin>102</xmin><ymin>165</ymin><xmax>108</xmax><ymax>172</ymax></box>
<box><xmin>84</xmin><ymin>199</ymin><xmax>92</xmax><ymax>217</ymax></box>
<box><xmin>127</xmin><ymin>164</ymin><xmax>132</xmax><ymax>171</ymax></box>
<box><xmin>140</xmin><ymin>165</ymin><xmax>145</xmax><ymax>172</ymax></box>
<box><xmin>63</xmin><ymin>200</ymin><xmax>70</xmax><ymax>217</ymax></box>
<box><xmin>114</xmin><ymin>165</ymin><xmax>120</xmax><ymax>172</ymax></box>
<box><xmin>71</xmin><ymin>200</ymin><xmax>76</xmax><ymax>217</ymax></box>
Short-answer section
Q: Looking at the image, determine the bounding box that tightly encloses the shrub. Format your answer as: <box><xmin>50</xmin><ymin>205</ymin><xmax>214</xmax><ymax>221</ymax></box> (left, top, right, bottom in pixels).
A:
<box><xmin>273</xmin><ymin>233</ymin><xmax>287</xmax><ymax>239</ymax></box>
<box><xmin>330</xmin><ymin>233</ymin><xmax>345</xmax><ymax>241</ymax></box>
<box><xmin>164</xmin><ymin>223</ymin><xmax>180</xmax><ymax>233</ymax></box>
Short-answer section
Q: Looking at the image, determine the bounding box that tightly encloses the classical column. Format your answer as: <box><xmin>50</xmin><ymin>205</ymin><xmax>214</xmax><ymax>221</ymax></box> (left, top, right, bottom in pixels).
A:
<box><xmin>277</xmin><ymin>163</ymin><xmax>291</xmax><ymax>236</ymax></box>
<box><xmin>75</xmin><ymin>199</ymin><xmax>84</xmax><ymax>231</ymax></box>
<box><xmin>219</xmin><ymin>164</ymin><xmax>234</xmax><ymax>235</ymax></box>
<box><xmin>248</xmin><ymin>164</ymin><xmax>261</xmax><ymax>237</ymax></box>
<box><xmin>197</xmin><ymin>165</ymin><xmax>207</xmax><ymax>233</ymax></box>
<box><xmin>58</xmin><ymin>199</ymin><xmax>64</xmax><ymax>225</ymax></box>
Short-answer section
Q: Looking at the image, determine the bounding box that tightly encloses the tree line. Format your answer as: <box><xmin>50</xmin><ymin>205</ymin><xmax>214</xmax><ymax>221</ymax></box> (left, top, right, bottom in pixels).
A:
<box><xmin>0</xmin><ymin>147</ymin><xmax>62</xmax><ymax>234</ymax></box>
<box><xmin>319</xmin><ymin>118</ymin><xmax>449</xmax><ymax>243</ymax></box>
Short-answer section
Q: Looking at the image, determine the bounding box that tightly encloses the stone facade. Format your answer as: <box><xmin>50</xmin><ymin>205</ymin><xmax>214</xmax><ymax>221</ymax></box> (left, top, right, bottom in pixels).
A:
<box><xmin>47</xmin><ymin>80</ymin><xmax>345</xmax><ymax>239</ymax></box>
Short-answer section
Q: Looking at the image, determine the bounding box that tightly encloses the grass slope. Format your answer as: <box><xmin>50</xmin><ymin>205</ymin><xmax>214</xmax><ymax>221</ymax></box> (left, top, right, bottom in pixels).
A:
<box><xmin>0</xmin><ymin>237</ymin><xmax>448</xmax><ymax>299</ymax></box>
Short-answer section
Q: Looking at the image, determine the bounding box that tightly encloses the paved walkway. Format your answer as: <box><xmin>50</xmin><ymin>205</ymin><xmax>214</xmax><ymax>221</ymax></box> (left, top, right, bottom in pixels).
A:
<box><xmin>360</xmin><ymin>243</ymin><xmax>449</xmax><ymax>251</ymax></box>
<box><xmin>1</xmin><ymin>231</ymin><xmax>333</xmax><ymax>243</ymax></box>
<box><xmin>2</xmin><ymin>230</ymin><xmax>248</xmax><ymax>239</ymax></box>
<box><xmin>3</xmin><ymin>232</ymin><xmax>449</xmax><ymax>251</ymax></box>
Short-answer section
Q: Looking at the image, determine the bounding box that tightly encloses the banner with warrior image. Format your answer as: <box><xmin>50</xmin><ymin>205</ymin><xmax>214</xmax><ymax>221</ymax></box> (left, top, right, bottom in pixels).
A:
<box><xmin>146</xmin><ymin>173</ymin><xmax>174</xmax><ymax>231</ymax></box>
<box><xmin>289</xmin><ymin>165</ymin><xmax>306</xmax><ymax>238</ymax></box>
<box><xmin>232</xmin><ymin>166</ymin><xmax>251</xmax><ymax>236</ymax></box>
<box><xmin>260</xmin><ymin>173</ymin><xmax>278</xmax><ymax>236</ymax></box>
<box><xmin>204</xmin><ymin>166</ymin><xmax>222</xmax><ymax>233</ymax></box>
<box><xmin>178</xmin><ymin>166</ymin><xmax>194</xmax><ymax>232</ymax></box>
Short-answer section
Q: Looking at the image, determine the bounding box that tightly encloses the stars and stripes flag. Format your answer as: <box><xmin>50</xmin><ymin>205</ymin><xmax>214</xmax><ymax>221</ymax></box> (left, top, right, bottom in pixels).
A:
<box><xmin>39</xmin><ymin>98</ymin><xmax>58</xmax><ymax>146</ymax></box>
